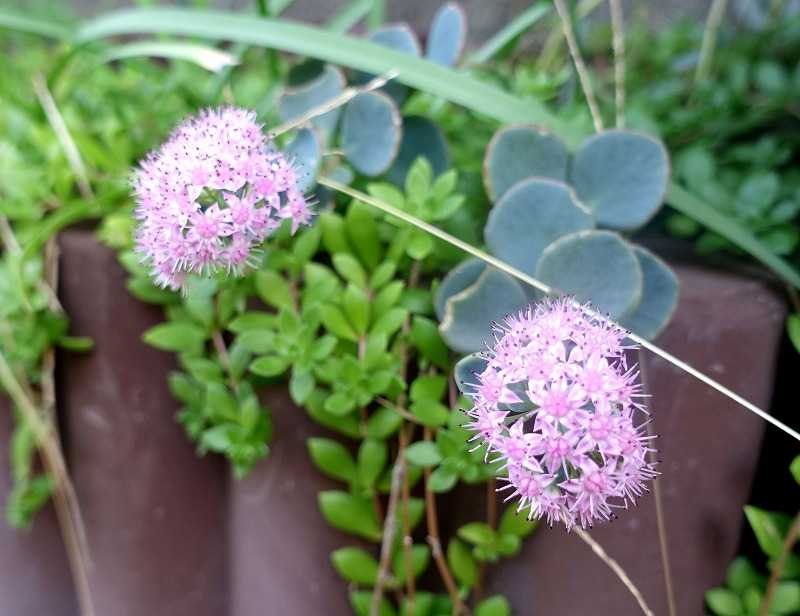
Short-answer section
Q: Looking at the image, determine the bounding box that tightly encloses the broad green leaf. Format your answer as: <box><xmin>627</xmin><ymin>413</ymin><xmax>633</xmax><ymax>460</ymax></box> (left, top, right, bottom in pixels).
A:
<box><xmin>404</xmin><ymin>442</ymin><xmax>442</xmax><ymax>467</ymax></box>
<box><xmin>475</xmin><ymin>595</ymin><xmax>511</xmax><ymax>616</ymax></box>
<box><xmin>142</xmin><ymin>322</ymin><xmax>205</xmax><ymax>354</ymax></box>
<box><xmin>318</xmin><ymin>491</ymin><xmax>381</xmax><ymax>541</ymax></box>
<box><xmin>447</xmin><ymin>538</ymin><xmax>477</xmax><ymax>587</ymax></box>
<box><xmin>357</xmin><ymin>439</ymin><xmax>388</xmax><ymax>488</ymax></box>
<box><xmin>705</xmin><ymin>587</ymin><xmax>743</xmax><ymax>616</ymax></box>
<box><xmin>331</xmin><ymin>547</ymin><xmax>379</xmax><ymax>585</ymax></box>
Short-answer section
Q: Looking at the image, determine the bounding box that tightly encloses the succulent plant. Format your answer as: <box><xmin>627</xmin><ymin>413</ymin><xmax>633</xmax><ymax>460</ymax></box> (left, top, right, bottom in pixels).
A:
<box><xmin>437</xmin><ymin>125</ymin><xmax>679</xmax><ymax>354</ymax></box>
<box><xmin>277</xmin><ymin>3</ymin><xmax>467</xmax><ymax>189</ymax></box>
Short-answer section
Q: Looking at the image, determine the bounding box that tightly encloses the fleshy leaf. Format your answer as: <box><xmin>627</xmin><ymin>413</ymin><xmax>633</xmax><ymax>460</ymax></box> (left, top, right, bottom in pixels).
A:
<box><xmin>341</xmin><ymin>91</ymin><xmax>402</xmax><ymax>176</ymax></box>
<box><xmin>485</xmin><ymin>178</ymin><xmax>593</xmax><ymax>276</ymax></box>
<box><xmin>385</xmin><ymin>116</ymin><xmax>450</xmax><ymax>186</ymax></box>
<box><xmin>426</xmin><ymin>2</ymin><xmax>467</xmax><ymax>66</ymax></box>
<box><xmin>355</xmin><ymin>24</ymin><xmax>421</xmax><ymax>103</ymax></box>
<box><xmin>483</xmin><ymin>125</ymin><xmax>569</xmax><ymax>201</ymax></box>
<box><xmin>535</xmin><ymin>230</ymin><xmax>643</xmax><ymax>318</ymax></box>
<box><xmin>285</xmin><ymin>127</ymin><xmax>322</xmax><ymax>192</ymax></box>
<box><xmin>440</xmin><ymin>268</ymin><xmax>527</xmax><ymax>353</ymax></box>
<box><xmin>278</xmin><ymin>65</ymin><xmax>346</xmax><ymax>139</ymax></box>
<box><xmin>454</xmin><ymin>352</ymin><xmax>487</xmax><ymax>394</ymax></box>
<box><xmin>620</xmin><ymin>246</ymin><xmax>679</xmax><ymax>340</ymax></box>
<box><xmin>570</xmin><ymin>129</ymin><xmax>669</xmax><ymax>231</ymax></box>
<box><xmin>434</xmin><ymin>258</ymin><xmax>486</xmax><ymax>321</ymax></box>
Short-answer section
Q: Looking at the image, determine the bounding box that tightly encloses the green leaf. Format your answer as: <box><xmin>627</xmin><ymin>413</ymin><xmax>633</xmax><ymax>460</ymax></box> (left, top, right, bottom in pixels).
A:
<box><xmin>772</xmin><ymin>582</ymin><xmax>800</xmax><ymax>614</ymax></box>
<box><xmin>319</xmin><ymin>212</ymin><xmax>352</xmax><ymax>254</ymax></box>
<box><xmin>249</xmin><ymin>355</ymin><xmax>290</xmax><ymax>377</ymax></box>
<box><xmin>333</xmin><ymin>253</ymin><xmax>368</xmax><ymax>288</ymax></box>
<box><xmin>392</xmin><ymin>544</ymin><xmax>430</xmax><ymax>584</ymax></box>
<box><xmin>201</xmin><ymin>423</ymin><xmax>239</xmax><ymax>453</ymax></box>
<box><xmin>787</xmin><ymin>315</ymin><xmax>800</xmax><ymax>354</ymax></box>
<box><xmin>350</xmin><ymin>591</ymin><xmax>396</xmax><ymax>616</ymax></box>
<box><xmin>410</xmin><ymin>316</ymin><xmax>450</xmax><ymax>369</ymax></box>
<box><xmin>483</xmin><ymin>125</ymin><xmax>569</xmax><ymax>201</ymax></box>
<box><xmin>428</xmin><ymin>465</ymin><xmax>458</xmax><ymax>492</ymax></box>
<box><xmin>619</xmin><ymin>246</ymin><xmax>679</xmax><ymax>340</ymax></box>
<box><xmin>357</xmin><ymin>439</ymin><xmax>388</xmax><ymax>488</ymax></box>
<box><xmin>371</xmin><ymin>307</ymin><xmax>408</xmax><ymax>337</ymax></box>
<box><xmin>475</xmin><ymin>595</ymin><xmax>511</xmax><ymax>616</ymax></box>
<box><xmin>571</xmin><ymin>130</ymin><xmax>669</xmax><ymax>231</ymax></box>
<box><xmin>237</xmin><ymin>329</ymin><xmax>276</xmax><ymax>354</ymax></box>
<box><xmin>409</xmin><ymin>400</ymin><xmax>450</xmax><ymax>427</ymax></box>
<box><xmin>324</xmin><ymin>391</ymin><xmax>357</xmax><ymax>416</ymax></box>
<box><xmin>458</xmin><ymin>522</ymin><xmax>495</xmax><ymax>545</ymax></box>
<box><xmin>366</xmin><ymin>407</ymin><xmax>403</xmax><ymax>439</ymax></box>
<box><xmin>142</xmin><ymin>322</ymin><xmax>205</xmax><ymax>354</ymax></box>
<box><xmin>536</xmin><ymin>230</ymin><xmax>642</xmax><ymax>319</ymax></box>
<box><xmin>279</xmin><ymin>65</ymin><xmax>345</xmax><ymax>138</ymax></box>
<box><xmin>321</xmin><ymin>305</ymin><xmax>359</xmax><ymax>342</ymax></box>
<box><xmin>318</xmin><ymin>491</ymin><xmax>381</xmax><ymax>541</ymax></box>
<box><xmin>407</xmin><ymin>229</ymin><xmax>434</xmax><ymax>260</ymax></box>
<box><xmin>705</xmin><ymin>587</ymin><xmax>743</xmax><ymax>616</ymax></box>
<box><xmin>745</xmin><ymin>506</ymin><xmax>791</xmax><ymax>558</ymax></box>
<box><xmin>343</xmin><ymin>284</ymin><xmax>371</xmax><ymax>335</ymax></box>
<box><xmin>498</xmin><ymin>506</ymin><xmax>538</xmax><ymax>538</ymax></box>
<box><xmin>410</xmin><ymin>375</ymin><xmax>447</xmax><ymax>402</ymax></box>
<box><xmin>254</xmin><ymin>270</ymin><xmax>295</xmax><ymax>311</ymax></box>
<box><xmin>790</xmin><ymin>455</ymin><xmax>800</xmax><ymax>485</ymax></box>
<box><xmin>228</xmin><ymin>312</ymin><xmax>276</xmax><ymax>334</ymax></box>
<box><xmin>468</xmin><ymin>3</ymin><xmax>549</xmax><ymax>63</ymax></box>
<box><xmin>341</xmin><ymin>91</ymin><xmax>402</xmax><ymax>176</ymax></box>
<box><xmin>58</xmin><ymin>336</ymin><xmax>94</xmax><ymax>352</ymax></box>
<box><xmin>100</xmin><ymin>40</ymin><xmax>238</xmax><ymax>72</ymax></box>
<box><xmin>725</xmin><ymin>557</ymin><xmax>761</xmax><ymax>594</ymax></box>
<box><xmin>447</xmin><ymin>538</ymin><xmax>477</xmax><ymax>587</ymax></box>
<box><xmin>289</xmin><ymin>370</ymin><xmax>315</xmax><ymax>404</ymax></box>
<box><xmin>346</xmin><ymin>200</ymin><xmax>383</xmax><ymax>270</ymax></box>
<box><xmin>404</xmin><ymin>442</ymin><xmax>442</xmax><ymax>467</ymax></box>
<box><xmin>331</xmin><ymin>547</ymin><xmax>379</xmax><ymax>585</ymax></box>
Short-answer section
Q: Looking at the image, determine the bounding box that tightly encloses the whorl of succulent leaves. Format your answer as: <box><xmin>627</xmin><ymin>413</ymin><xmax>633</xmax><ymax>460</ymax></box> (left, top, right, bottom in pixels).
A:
<box><xmin>132</xmin><ymin>106</ymin><xmax>312</xmax><ymax>290</ymax></box>
<box><xmin>462</xmin><ymin>298</ymin><xmax>658</xmax><ymax>530</ymax></box>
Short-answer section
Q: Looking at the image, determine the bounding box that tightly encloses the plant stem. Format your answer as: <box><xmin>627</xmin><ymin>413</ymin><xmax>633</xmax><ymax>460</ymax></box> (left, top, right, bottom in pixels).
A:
<box><xmin>694</xmin><ymin>0</ymin><xmax>729</xmax><ymax>86</ymax></box>
<box><xmin>474</xmin><ymin>477</ymin><xmax>497</xmax><ymax>602</ymax></box>
<box><xmin>370</xmin><ymin>441</ymin><xmax>405</xmax><ymax>616</ymax></box>
<box><xmin>318</xmin><ymin>176</ymin><xmax>800</xmax><ymax>443</ymax></box>
<box><xmin>553</xmin><ymin>0</ymin><xmax>604</xmax><ymax>132</ymax></box>
<box><xmin>638</xmin><ymin>350</ymin><xmax>677</xmax><ymax>616</ymax></box>
<box><xmin>211</xmin><ymin>329</ymin><xmax>240</xmax><ymax>393</ymax></box>
<box><xmin>255</xmin><ymin>0</ymin><xmax>268</xmax><ymax>17</ymax></box>
<box><xmin>423</xmin><ymin>426</ymin><xmax>468</xmax><ymax>615</ymax></box>
<box><xmin>759</xmin><ymin>511</ymin><xmax>800</xmax><ymax>616</ymax></box>
<box><xmin>574</xmin><ymin>528</ymin><xmax>654</xmax><ymax>616</ymax></box>
<box><xmin>399</xmin><ymin>425</ymin><xmax>416</xmax><ymax>614</ymax></box>
<box><xmin>0</xmin><ymin>351</ymin><xmax>95</xmax><ymax>616</ymax></box>
<box><xmin>609</xmin><ymin>0</ymin><xmax>626</xmax><ymax>128</ymax></box>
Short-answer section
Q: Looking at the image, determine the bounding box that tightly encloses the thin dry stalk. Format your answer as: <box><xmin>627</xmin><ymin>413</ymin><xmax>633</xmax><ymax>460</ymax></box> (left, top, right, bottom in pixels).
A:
<box><xmin>317</xmin><ymin>176</ymin><xmax>800</xmax><ymax>443</ymax></box>
<box><xmin>574</xmin><ymin>528</ymin><xmax>654</xmax><ymax>616</ymax></box>
<box><xmin>638</xmin><ymin>351</ymin><xmax>677</xmax><ymax>616</ymax></box>
<box><xmin>609</xmin><ymin>0</ymin><xmax>626</xmax><ymax>128</ymax></box>
<box><xmin>694</xmin><ymin>0</ymin><xmax>729</xmax><ymax>86</ymax></box>
<box><xmin>271</xmin><ymin>70</ymin><xmax>399</xmax><ymax>138</ymax></box>
<box><xmin>32</xmin><ymin>74</ymin><xmax>94</xmax><ymax>201</ymax></box>
<box><xmin>553</xmin><ymin>0</ymin><xmax>604</xmax><ymax>132</ymax></box>
<box><xmin>370</xmin><ymin>443</ymin><xmax>406</xmax><ymax>616</ymax></box>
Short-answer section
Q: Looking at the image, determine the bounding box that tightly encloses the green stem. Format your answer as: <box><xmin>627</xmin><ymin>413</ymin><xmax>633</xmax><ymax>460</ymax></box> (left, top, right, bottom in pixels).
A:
<box><xmin>694</xmin><ymin>0</ymin><xmax>729</xmax><ymax>86</ymax></box>
<box><xmin>759</xmin><ymin>512</ymin><xmax>800</xmax><ymax>616</ymax></box>
<box><xmin>317</xmin><ymin>176</ymin><xmax>800</xmax><ymax>444</ymax></box>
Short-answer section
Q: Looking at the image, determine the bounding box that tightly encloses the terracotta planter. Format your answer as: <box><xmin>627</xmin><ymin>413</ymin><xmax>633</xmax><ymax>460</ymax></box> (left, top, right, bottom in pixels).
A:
<box><xmin>56</xmin><ymin>230</ymin><xmax>228</xmax><ymax>616</ymax></box>
<box><xmin>0</xmin><ymin>230</ymin><xmax>786</xmax><ymax>615</ymax></box>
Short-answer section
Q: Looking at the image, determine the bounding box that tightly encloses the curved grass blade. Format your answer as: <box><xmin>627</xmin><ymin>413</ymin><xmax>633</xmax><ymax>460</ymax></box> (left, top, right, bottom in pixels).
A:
<box><xmin>100</xmin><ymin>41</ymin><xmax>239</xmax><ymax>73</ymax></box>
<box><xmin>468</xmin><ymin>3</ymin><xmax>550</xmax><ymax>64</ymax></box>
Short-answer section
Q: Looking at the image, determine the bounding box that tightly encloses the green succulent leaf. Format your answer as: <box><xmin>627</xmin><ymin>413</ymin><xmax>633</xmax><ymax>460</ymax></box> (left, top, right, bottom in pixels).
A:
<box><xmin>447</xmin><ymin>538</ymin><xmax>477</xmax><ymax>587</ymax></box>
<box><xmin>426</xmin><ymin>2</ymin><xmax>467</xmax><ymax>67</ymax></box>
<box><xmin>307</xmin><ymin>437</ymin><xmax>357</xmax><ymax>483</ymax></box>
<box><xmin>278</xmin><ymin>64</ymin><xmax>346</xmax><ymax>138</ymax></box>
<box><xmin>386</xmin><ymin>116</ymin><xmax>451</xmax><ymax>186</ymax></box>
<box><xmin>331</xmin><ymin>547</ymin><xmax>379</xmax><ymax>585</ymax></box>
<box><xmin>341</xmin><ymin>91</ymin><xmax>402</xmax><ymax>176</ymax></box>
<box><xmin>404</xmin><ymin>442</ymin><xmax>443</xmax><ymax>467</ymax></box>
<box><xmin>318</xmin><ymin>491</ymin><xmax>382</xmax><ymax>541</ymax></box>
<box><xmin>475</xmin><ymin>595</ymin><xmax>511</xmax><ymax>616</ymax></box>
<box><xmin>620</xmin><ymin>246</ymin><xmax>679</xmax><ymax>340</ymax></box>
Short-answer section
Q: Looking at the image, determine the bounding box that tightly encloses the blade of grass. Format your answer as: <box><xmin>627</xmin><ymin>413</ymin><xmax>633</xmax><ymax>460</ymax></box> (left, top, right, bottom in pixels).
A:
<box><xmin>467</xmin><ymin>3</ymin><xmax>550</xmax><ymax>64</ymax></box>
<box><xmin>326</xmin><ymin>0</ymin><xmax>371</xmax><ymax>33</ymax></box>
<box><xmin>100</xmin><ymin>41</ymin><xmax>239</xmax><ymax>73</ymax></box>
<box><xmin>0</xmin><ymin>11</ymin><xmax>72</xmax><ymax>38</ymax></box>
<box><xmin>9</xmin><ymin>6</ymin><xmax>800</xmax><ymax>287</ymax></box>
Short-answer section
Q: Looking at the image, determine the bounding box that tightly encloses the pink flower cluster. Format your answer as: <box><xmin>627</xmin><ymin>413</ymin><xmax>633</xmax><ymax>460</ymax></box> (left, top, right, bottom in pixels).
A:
<box><xmin>463</xmin><ymin>298</ymin><xmax>657</xmax><ymax>530</ymax></box>
<box><xmin>133</xmin><ymin>107</ymin><xmax>312</xmax><ymax>289</ymax></box>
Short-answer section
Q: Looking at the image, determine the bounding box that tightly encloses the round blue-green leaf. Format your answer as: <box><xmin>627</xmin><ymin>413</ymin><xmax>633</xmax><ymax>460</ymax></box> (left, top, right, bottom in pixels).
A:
<box><xmin>570</xmin><ymin>129</ymin><xmax>670</xmax><ymax>231</ymax></box>
<box><xmin>385</xmin><ymin>116</ymin><xmax>451</xmax><ymax>186</ymax></box>
<box><xmin>620</xmin><ymin>246</ymin><xmax>679</xmax><ymax>340</ymax></box>
<box><xmin>354</xmin><ymin>24</ymin><xmax>421</xmax><ymax>104</ymax></box>
<box><xmin>278</xmin><ymin>65</ymin><xmax>346</xmax><ymax>139</ymax></box>
<box><xmin>426</xmin><ymin>2</ymin><xmax>467</xmax><ymax>66</ymax></box>
<box><xmin>485</xmin><ymin>178</ymin><xmax>593</xmax><ymax>276</ymax></box>
<box><xmin>434</xmin><ymin>258</ymin><xmax>486</xmax><ymax>320</ymax></box>
<box><xmin>440</xmin><ymin>268</ymin><xmax>528</xmax><ymax>353</ymax></box>
<box><xmin>483</xmin><ymin>125</ymin><xmax>569</xmax><ymax>202</ymax></box>
<box><xmin>535</xmin><ymin>230</ymin><xmax>643</xmax><ymax>318</ymax></box>
<box><xmin>454</xmin><ymin>353</ymin><xmax>488</xmax><ymax>394</ymax></box>
<box><xmin>341</xmin><ymin>91</ymin><xmax>402</xmax><ymax>176</ymax></box>
<box><xmin>285</xmin><ymin>127</ymin><xmax>322</xmax><ymax>192</ymax></box>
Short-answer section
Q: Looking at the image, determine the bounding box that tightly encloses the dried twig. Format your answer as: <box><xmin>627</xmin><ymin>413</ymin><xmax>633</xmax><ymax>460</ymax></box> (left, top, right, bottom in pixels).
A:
<box><xmin>553</xmin><ymin>0</ymin><xmax>604</xmax><ymax>132</ymax></box>
<box><xmin>759</xmin><ymin>512</ymin><xmax>800</xmax><ymax>616</ymax></box>
<box><xmin>609</xmin><ymin>0</ymin><xmax>626</xmax><ymax>128</ymax></box>
<box><xmin>574</xmin><ymin>528</ymin><xmax>654</xmax><ymax>616</ymax></box>
<box><xmin>370</xmin><ymin>443</ymin><xmax>405</xmax><ymax>616</ymax></box>
<box><xmin>694</xmin><ymin>0</ymin><xmax>729</xmax><ymax>86</ymax></box>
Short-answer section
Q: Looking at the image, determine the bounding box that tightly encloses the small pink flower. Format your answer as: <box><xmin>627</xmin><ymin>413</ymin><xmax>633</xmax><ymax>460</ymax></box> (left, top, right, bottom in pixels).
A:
<box><xmin>132</xmin><ymin>106</ymin><xmax>313</xmax><ymax>290</ymax></box>
<box><xmin>463</xmin><ymin>298</ymin><xmax>657</xmax><ymax>530</ymax></box>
